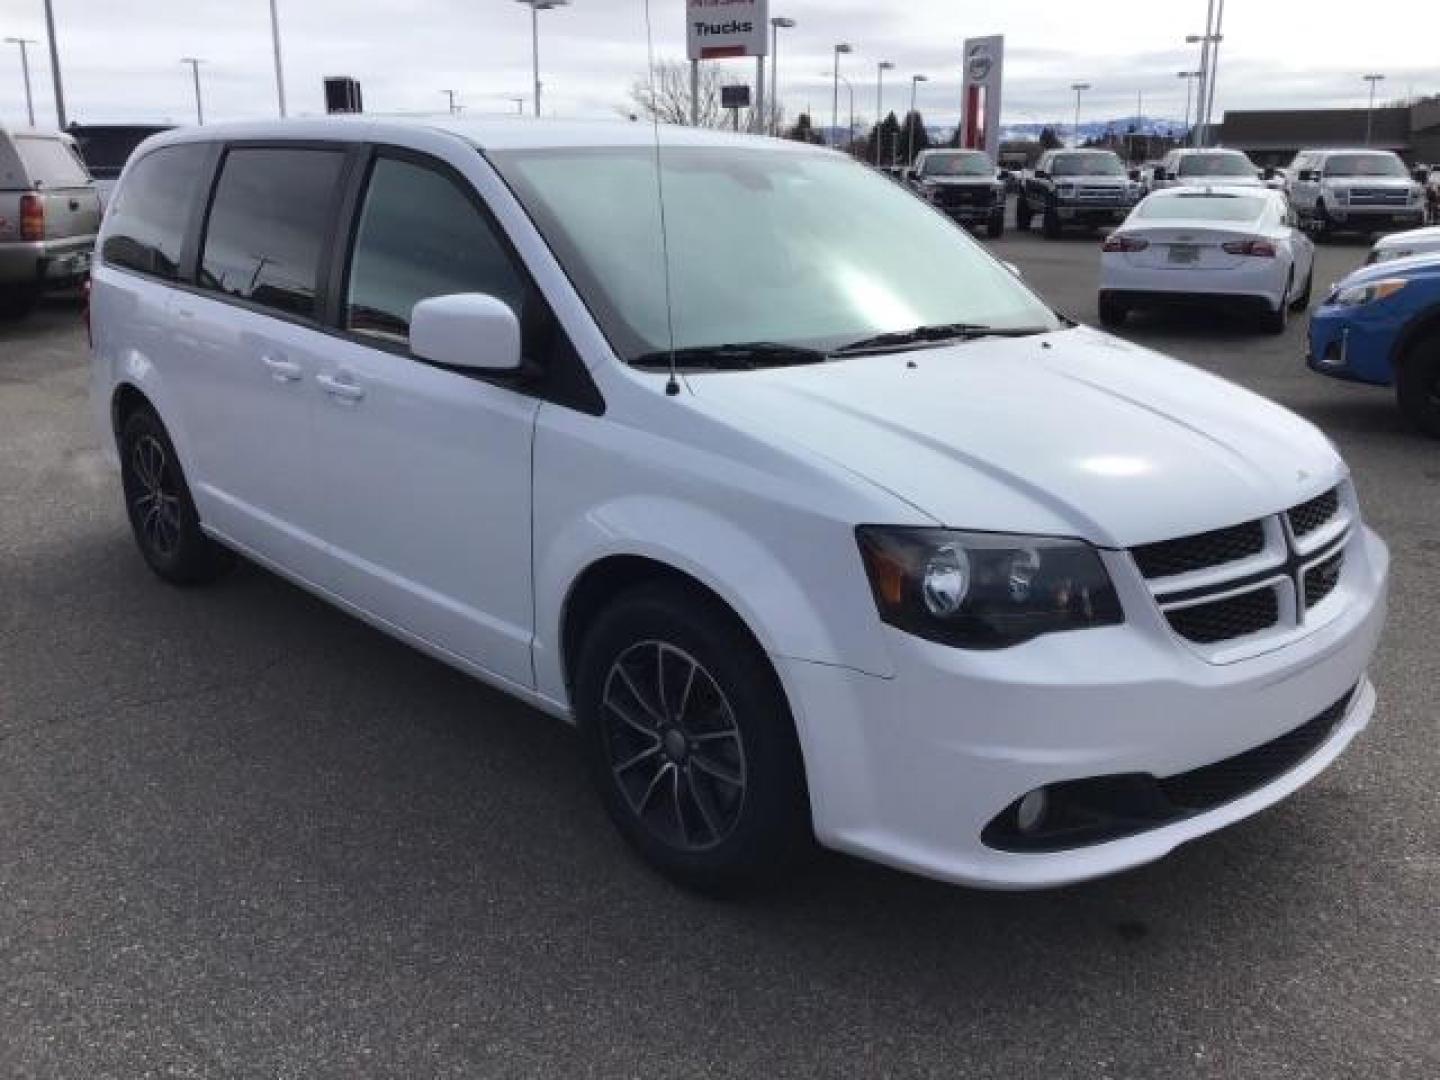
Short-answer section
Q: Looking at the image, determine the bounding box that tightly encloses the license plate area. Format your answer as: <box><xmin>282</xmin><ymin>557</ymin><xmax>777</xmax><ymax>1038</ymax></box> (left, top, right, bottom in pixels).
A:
<box><xmin>1168</xmin><ymin>244</ymin><xmax>1201</xmax><ymax>265</ymax></box>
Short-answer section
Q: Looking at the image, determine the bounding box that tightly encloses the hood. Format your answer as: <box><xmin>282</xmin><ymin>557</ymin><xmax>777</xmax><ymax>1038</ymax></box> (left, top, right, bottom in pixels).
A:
<box><xmin>687</xmin><ymin>328</ymin><xmax>1344</xmax><ymax>548</ymax></box>
<box><xmin>1176</xmin><ymin>174</ymin><xmax>1263</xmax><ymax>187</ymax></box>
<box><xmin>1374</xmin><ymin>225</ymin><xmax>1440</xmax><ymax>252</ymax></box>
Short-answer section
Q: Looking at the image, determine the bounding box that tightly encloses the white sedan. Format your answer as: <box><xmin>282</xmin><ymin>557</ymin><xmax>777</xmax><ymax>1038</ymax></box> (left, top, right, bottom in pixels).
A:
<box><xmin>1099</xmin><ymin>186</ymin><xmax>1316</xmax><ymax>334</ymax></box>
<box><xmin>1365</xmin><ymin>225</ymin><xmax>1440</xmax><ymax>265</ymax></box>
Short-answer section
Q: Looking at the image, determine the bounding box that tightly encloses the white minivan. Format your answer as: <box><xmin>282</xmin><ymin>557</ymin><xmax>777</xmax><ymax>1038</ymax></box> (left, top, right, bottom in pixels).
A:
<box><xmin>91</xmin><ymin>119</ymin><xmax>1389</xmax><ymax>892</ymax></box>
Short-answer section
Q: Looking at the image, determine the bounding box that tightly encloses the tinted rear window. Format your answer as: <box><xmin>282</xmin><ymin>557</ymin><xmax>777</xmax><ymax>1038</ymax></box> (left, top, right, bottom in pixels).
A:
<box><xmin>102</xmin><ymin>143</ymin><xmax>211</xmax><ymax>280</ymax></box>
<box><xmin>198</xmin><ymin>148</ymin><xmax>345</xmax><ymax>319</ymax></box>
<box><xmin>15</xmin><ymin>136</ymin><xmax>91</xmax><ymax>187</ymax></box>
<box><xmin>1137</xmin><ymin>194</ymin><xmax>1267</xmax><ymax>222</ymax></box>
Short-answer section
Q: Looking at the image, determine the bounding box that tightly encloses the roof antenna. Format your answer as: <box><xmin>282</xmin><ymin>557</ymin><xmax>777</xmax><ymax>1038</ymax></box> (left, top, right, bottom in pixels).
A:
<box><xmin>642</xmin><ymin>0</ymin><xmax>682</xmax><ymax>397</ymax></box>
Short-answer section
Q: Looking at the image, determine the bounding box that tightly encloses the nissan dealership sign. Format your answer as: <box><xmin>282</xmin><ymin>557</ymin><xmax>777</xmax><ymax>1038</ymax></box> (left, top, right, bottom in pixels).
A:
<box><xmin>687</xmin><ymin>0</ymin><xmax>769</xmax><ymax>60</ymax></box>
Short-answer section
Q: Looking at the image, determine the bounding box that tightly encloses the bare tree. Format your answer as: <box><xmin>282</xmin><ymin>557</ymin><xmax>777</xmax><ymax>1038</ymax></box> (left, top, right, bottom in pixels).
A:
<box><xmin>628</xmin><ymin>59</ymin><xmax>775</xmax><ymax>131</ymax></box>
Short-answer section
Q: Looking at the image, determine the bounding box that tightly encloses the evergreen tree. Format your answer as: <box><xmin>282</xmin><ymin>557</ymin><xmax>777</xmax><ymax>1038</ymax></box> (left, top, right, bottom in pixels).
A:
<box><xmin>1038</xmin><ymin>126</ymin><xmax>1062</xmax><ymax>150</ymax></box>
<box><xmin>866</xmin><ymin>111</ymin><xmax>903</xmax><ymax>164</ymax></box>
<box><xmin>898</xmin><ymin>110</ymin><xmax>932</xmax><ymax>164</ymax></box>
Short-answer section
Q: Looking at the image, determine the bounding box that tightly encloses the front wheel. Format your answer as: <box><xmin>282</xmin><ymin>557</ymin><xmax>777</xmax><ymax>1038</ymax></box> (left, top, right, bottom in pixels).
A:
<box><xmin>0</xmin><ymin>287</ymin><xmax>38</xmax><ymax>321</ymax></box>
<box><xmin>1042</xmin><ymin>207</ymin><xmax>1063</xmax><ymax>239</ymax></box>
<box><xmin>118</xmin><ymin>407</ymin><xmax>235</xmax><ymax>584</ymax></box>
<box><xmin>1015</xmin><ymin>198</ymin><xmax>1033</xmax><ymax>231</ymax></box>
<box><xmin>575</xmin><ymin>583</ymin><xmax>810</xmax><ymax>894</ymax></box>
<box><xmin>1397</xmin><ymin>332</ymin><xmax>1440</xmax><ymax>438</ymax></box>
<box><xmin>986</xmin><ymin>213</ymin><xmax>1005</xmax><ymax>239</ymax></box>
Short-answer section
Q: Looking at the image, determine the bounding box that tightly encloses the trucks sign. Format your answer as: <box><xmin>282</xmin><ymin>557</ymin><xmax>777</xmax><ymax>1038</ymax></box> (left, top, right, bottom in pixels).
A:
<box><xmin>686</xmin><ymin>0</ymin><xmax>769</xmax><ymax>60</ymax></box>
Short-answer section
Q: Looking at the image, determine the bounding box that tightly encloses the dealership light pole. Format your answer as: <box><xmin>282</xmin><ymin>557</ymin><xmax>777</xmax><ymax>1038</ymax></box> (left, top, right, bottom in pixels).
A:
<box><xmin>41</xmin><ymin>0</ymin><xmax>65</xmax><ymax>128</ymax></box>
<box><xmin>1363</xmin><ymin>74</ymin><xmax>1386</xmax><ymax>145</ymax></box>
<box><xmin>908</xmin><ymin>73</ymin><xmax>928</xmax><ymax>164</ymax></box>
<box><xmin>180</xmin><ymin>57</ymin><xmax>205</xmax><ymax>125</ymax></box>
<box><xmin>831</xmin><ymin>43</ymin><xmax>852</xmax><ymax>148</ymax></box>
<box><xmin>441</xmin><ymin>89</ymin><xmax>458</xmax><ymax>116</ymax></box>
<box><xmin>4</xmin><ymin>37</ymin><xmax>36</xmax><ymax>127</ymax></box>
<box><xmin>268</xmin><ymin>0</ymin><xmax>288</xmax><ymax>117</ymax></box>
<box><xmin>1177</xmin><ymin>70</ymin><xmax>1201</xmax><ymax>143</ymax></box>
<box><xmin>769</xmin><ymin>17</ymin><xmax>795</xmax><ymax>136</ymax></box>
<box><xmin>1071</xmin><ymin>82</ymin><xmax>1091</xmax><ymax>148</ymax></box>
<box><xmin>823</xmin><ymin>71</ymin><xmax>856</xmax><ymax>151</ymax></box>
<box><xmin>875</xmin><ymin>60</ymin><xmax>894</xmax><ymax>164</ymax></box>
<box><xmin>515</xmin><ymin>0</ymin><xmax>569</xmax><ymax>118</ymax></box>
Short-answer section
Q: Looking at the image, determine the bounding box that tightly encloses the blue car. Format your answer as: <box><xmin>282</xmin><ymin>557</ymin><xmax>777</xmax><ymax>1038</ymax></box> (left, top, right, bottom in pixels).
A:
<box><xmin>1308</xmin><ymin>253</ymin><xmax>1440</xmax><ymax>436</ymax></box>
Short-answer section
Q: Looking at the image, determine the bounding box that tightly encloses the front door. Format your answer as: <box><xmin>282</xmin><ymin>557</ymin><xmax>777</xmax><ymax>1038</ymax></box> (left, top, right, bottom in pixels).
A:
<box><xmin>309</xmin><ymin>151</ymin><xmax>539</xmax><ymax>687</ymax></box>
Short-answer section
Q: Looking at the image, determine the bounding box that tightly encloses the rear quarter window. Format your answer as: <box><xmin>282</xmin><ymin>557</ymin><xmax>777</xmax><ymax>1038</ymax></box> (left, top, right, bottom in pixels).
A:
<box><xmin>15</xmin><ymin>136</ymin><xmax>91</xmax><ymax>187</ymax></box>
<box><xmin>102</xmin><ymin>143</ymin><xmax>212</xmax><ymax>280</ymax></box>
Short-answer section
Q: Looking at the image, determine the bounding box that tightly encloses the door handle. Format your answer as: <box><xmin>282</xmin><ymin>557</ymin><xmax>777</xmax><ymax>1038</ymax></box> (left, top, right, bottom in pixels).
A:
<box><xmin>317</xmin><ymin>372</ymin><xmax>366</xmax><ymax>402</ymax></box>
<box><xmin>68</xmin><ymin>198</ymin><xmax>80</xmax><ymax>211</ymax></box>
<box><xmin>262</xmin><ymin>355</ymin><xmax>303</xmax><ymax>383</ymax></box>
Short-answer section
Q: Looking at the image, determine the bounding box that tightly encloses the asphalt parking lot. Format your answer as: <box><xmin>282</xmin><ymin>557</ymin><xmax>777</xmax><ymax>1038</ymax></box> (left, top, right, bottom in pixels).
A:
<box><xmin>2</xmin><ymin>232</ymin><xmax>1437</xmax><ymax>1079</ymax></box>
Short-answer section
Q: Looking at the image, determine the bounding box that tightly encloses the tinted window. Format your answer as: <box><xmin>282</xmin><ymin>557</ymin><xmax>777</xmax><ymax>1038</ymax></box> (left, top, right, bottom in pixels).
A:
<box><xmin>1137</xmin><ymin>193</ymin><xmax>1267</xmax><ymax>222</ymax></box>
<box><xmin>1323</xmin><ymin>153</ymin><xmax>1407</xmax><ymax>178</ymax></box>
<box><xmin>101</xmin><ymin>143</ymin><xmax>210</xmax><ymax>280</ymax></box>
<box><xmin>920</xmin><ymin>153</ymin><xmax>992</xmax><ymax>177</ymax></box>
<box><xmin>345</xmin><ymin>156</ymin><xmax>526</xmax><ymax>343</ymax></box>
<box><xmin>1178</xmin><ymin>153</ymin><xmax>1254</xmax><ymax>177</ymax></box>
<box><xmin>15</xmin><ymin>136</ymin><xmax>91</xmax><ymax>187</ymax></box>
<box><xmin>199</xmin><ymin>148</ymin><xmax>344</xmax><ymax>319</ymax></box>
<box><xmin>1051</xmin><ymin>153</ymin><xmax>1124</xmax><ymax>177</ymax></box>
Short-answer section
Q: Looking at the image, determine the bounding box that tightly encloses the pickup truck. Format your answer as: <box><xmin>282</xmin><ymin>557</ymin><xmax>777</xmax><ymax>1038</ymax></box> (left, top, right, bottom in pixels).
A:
<box><xmin>0</xmin><ymin>126</ymin><xmax>102</xmax><ymax>319</ymax></box>
<box><xmin>1016</xmin><ymin>148</ymin><xmax>1140</xmax><ymax>238</ymax></box>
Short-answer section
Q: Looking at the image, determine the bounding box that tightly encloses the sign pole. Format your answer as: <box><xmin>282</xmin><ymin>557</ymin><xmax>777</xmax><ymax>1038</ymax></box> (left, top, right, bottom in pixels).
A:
<box><xmin>690</xmin><ymin>59</ymin><xmax>700</xmax><ymax>126</ymax></box>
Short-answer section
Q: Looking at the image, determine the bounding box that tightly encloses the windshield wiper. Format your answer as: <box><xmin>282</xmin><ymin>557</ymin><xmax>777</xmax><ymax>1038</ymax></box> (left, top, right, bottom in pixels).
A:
<box><xmin>833</xmin><ymin>323</ymin><xmax>1047</xmax><ymax>356</ymax></box>
<box><xmin>631</xmin><ymin>342</ymin><xmax>830</xmax><ymax>371</ymax></box>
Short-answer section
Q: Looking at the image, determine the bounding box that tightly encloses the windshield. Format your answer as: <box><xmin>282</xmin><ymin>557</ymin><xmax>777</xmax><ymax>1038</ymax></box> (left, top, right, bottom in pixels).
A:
<box><xmin>1178</xmin><ymin>153</ymin><xmax>1254</xmax><ymax>177</ymax></box>
<box><xmin>1137</xmin><ymin>193</ymin><xmax>1268</xmax><ymax>222</ymax></box>
<box><xmin>1051</xmin><ymin>153</ymin><xmax>1125</xmax><ymax>177</ymax></box>
<box><xmin>489</xmin><ymin>146</ymin><xmax>1060</xmax><ymax>365</ymax></box>
<box><xmin>1324</xmin><ymin>153</ymin><xmax>1408</xmax><ymax>178</ymax></box>
<box><xmin>15</xmin><ymin>136</ymin><xmax>91</xmax><ymax>187</ymax></box>
<box><xmin>920</xmin><ymin>153</ymin><xmax>993</xmax><ymax>178</ymax></box>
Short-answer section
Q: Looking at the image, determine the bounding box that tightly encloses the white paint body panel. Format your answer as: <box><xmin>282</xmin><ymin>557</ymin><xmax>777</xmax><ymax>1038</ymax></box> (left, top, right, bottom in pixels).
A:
<box><xmin>90</xmin><ymin>118</ymin><xmax>1390</xmax><ymax>890</ymax></box>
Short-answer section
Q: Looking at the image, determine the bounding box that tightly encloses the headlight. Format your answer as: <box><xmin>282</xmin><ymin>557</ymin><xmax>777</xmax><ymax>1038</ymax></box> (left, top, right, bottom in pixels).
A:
<box><xmin>1333</xmin><ymin>278</ymin><xmax>1408</xmax><ymax>307</ymax></box>
<box><xmin>856</xmin><ymin>527</ymin><xmax>1124</xmax><ymax>649</ymax></box>
<box><xmin>1325</xmin><ymin>184</ymin><xmax>1349</xmax><ymax>204</ymax></box>
<box><xmin>1057</xmin><ymin>183</ymin><xmax>1075</xmax><ymax>198</ymax></box>
<box><xmin>1410</xmin><ymin>185</ymin><xmax>1423</xmax><ymax>204</ymax></box>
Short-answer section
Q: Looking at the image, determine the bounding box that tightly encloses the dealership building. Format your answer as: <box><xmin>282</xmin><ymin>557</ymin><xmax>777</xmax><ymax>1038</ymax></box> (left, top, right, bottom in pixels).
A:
<box><xmin>1219</xmin><ymin>100</ymin><xmax>1440</xmax><ymax>166</ymax></box>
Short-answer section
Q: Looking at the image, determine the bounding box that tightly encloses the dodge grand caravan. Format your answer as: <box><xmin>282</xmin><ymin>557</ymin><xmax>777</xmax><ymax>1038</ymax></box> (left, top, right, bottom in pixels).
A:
<box><xmin>91</xmin><ymin>119</ymin><xmax>1389</xmax><ymax>892</ymax></box>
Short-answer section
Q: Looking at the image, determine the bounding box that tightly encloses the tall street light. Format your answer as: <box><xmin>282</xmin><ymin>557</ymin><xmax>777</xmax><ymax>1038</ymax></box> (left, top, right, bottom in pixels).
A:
<box><xmin>874</xmin><ymin>60</ymin><xmax>894</xmax><ymax>164</ymax></box>
<box><xmin>908</xmin><ymin>73</ymin><xmax>928</xmax><ymax>163</ymax></box>
<box><xmin>831</xmin><ymin>43</ymin><xmax>852</xmax><ymax>148</ymax></box>
<box><xmin>4</xmin><ymin>37</ymin><xmax>36</xmax><ymax>127</ymax></box>
<box><xmin>1071</xmin><ymin>82</ymin><xmax>1091</xmax><ymax>148</ymax></box>
<box><xmin>268</xmin><ymin>0</ymin><xmax>287</xmax><ymax>117</ymax></box>
<box><xmin>822</xmin><ymin>71</ymin><xmax>857</xmax><ymax>152</ymax></box>
<box><xmin>42</xmin><ymin>0</ymin><xmax>65</xmax><ymax>128</ymax></box>
<box><xmin>1177</xmin><ymin>70</ymin><xmax>1201</xmax><ymax>143</ymax></box>
<box><xmin>768</xmin><ymin>16</ymin><xmax>796</xmax><ymax>136</ymax></box>
<box><xmin>515</xmin><ymin>0</ymin><xmax>569</xmax><ymax>118</ymax></box>
<box><xmin>1363</xmin><ymin>73</ymin><xmax>1386</xmax><ymax>146</ymax></box>
<box><xmin>180</xmin><ymin>57</ymin><xmax>205</xmax><ymax>125</ymax></box>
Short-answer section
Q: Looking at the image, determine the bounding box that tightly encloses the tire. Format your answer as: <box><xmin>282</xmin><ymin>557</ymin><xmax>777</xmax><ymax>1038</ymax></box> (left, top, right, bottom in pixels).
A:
<box><xmin>118</xmin><ymin>407</ymin><xmax>235</xmax><ymax>585</ymax></box>
<box><xmin>575</xmin><ymin>581</ymin><xmax>810</xmax><ymax>894</ymax></box>
<box><xmin>1290</xmin><ymin>268</ymin><xmax>1314</xmax><ymax>313</ymax></box>
<box><xmin>1261</xmin><ymin>275</ymin><xmax>1292</xmax><ymax>335</ymax></box>
<box><xmin>1098</xmin><ymin>294</ymin><xmax>1129</xmax><ymax>329</ymax></box>
<box><xmin>1312</xmin><ymin>200</ymin><xmax>1332</xmax><ymax>243</ymax></box>
<box><xmin>986</xmin><ymin>213</ymin><xmax>1005</xmax><ymax>240</ymax></box>
<box><xmin>1042</xmin><ymin>206</ymin><xmax>1062</xmax><ymax>239</ymax></box>
<box><xmin>1396</xmin><ymin>332</ymin><xmax>1440</xmax><ymax>438</ymax></box>
<box><xmin>0</xmin><ymin>287</ymin><xmax>39</xmax><ymax>321</ymax></box>
<box><xmin>1015</xmin><ymin>198</ymin><xmax>1032</xmax><ymax>232</ymax></box>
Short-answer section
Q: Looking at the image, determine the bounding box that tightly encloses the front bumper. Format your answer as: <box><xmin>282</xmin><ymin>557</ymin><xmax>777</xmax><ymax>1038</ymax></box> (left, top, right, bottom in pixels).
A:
<box><xmin>781</xmin><ymin>526</ymin><xmax>1388</xmax><ymax>889</ymax></box>
<box><xmin>1057</xmin><ymin>204</ymin><xmax>1130</xmax><ymax>226</ymax></box>
<box><xmin>1307</xmin><ymin>302</ymin><xmax>1405</xmax><ymax>386</ymax></box>
<box><xmin>1322</xmin><ymin>206</ymin><xmax>1425</xmax><ymax>231</ymax></box>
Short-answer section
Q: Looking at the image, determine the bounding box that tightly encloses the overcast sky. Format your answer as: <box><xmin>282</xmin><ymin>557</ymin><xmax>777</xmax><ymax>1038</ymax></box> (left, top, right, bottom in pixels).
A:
<box><xmin>1</xmin><ymin>0</ymin><xmax>1435</xmax><ymax>131</ymax></box>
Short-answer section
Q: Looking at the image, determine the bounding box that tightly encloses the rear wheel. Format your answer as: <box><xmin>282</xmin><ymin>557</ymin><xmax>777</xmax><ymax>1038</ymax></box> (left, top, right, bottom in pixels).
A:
<box><xmin>1397</xmin><ymin>331</ymin><xmax>1440</xmax><ymax>438</ymax></box>
<box><xmin>1098</xmin><ymin>294</ymin><xmax>1129</xmax><ymax>329</ymax></box>
<box><xmin>1261</xmin><ymin>274</ymin><xmax>1294</xmax><ymax>335</ymax></box>
<box><xmin>1042</xmin><ymin>206</ymin><xmax>1062</xmax><ymax>239</ymax></box>
<box><xmin>118</xmin><ymin>407</ymin><xmax>235</xmax><ymax>584</ymax></box>
<box><xmin>575</xmin><ymin>582</ymin><xmax>810</xmax><ymax>894</ymax></box>
<box><xmin>986</xmin><ymin>212</ymin><xmax>1005</xmax><ymax>240</ymax></box>
<box><xmin>1290</xmin><ymin>267</ymin><xmax>1314</xmax><ymax>312</ymax></box>
<box><xmin>1015</xmin><ymin>197</ymin><xmax>1033</xmax><ymax>232</ymax></box>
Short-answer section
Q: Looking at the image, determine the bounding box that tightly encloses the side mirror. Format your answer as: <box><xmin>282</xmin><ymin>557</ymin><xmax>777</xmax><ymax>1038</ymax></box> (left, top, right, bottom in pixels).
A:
<box><xmin>1152</xmin><ymin>166</ymin><xmax>1165</xmax><ymax>183</ymax></box>
<box><xmin>1128</xmin><ymin>168</ymin><xmax>1141</xmax><ymax>182</ymax></box>
<box><xmin>1033</xmin><ymin>169</ymin><xmax>1049</xmax><ymax>180</ymax></box>
<box><xmin>410</xmin><ymin>293</ymin><xmax>522</xmax><ymax>373</ymax></box>
<box><xmin>1414</xmin><ymin>167</ymin><xmax>1431</xmax><ymax>184</ymax></box>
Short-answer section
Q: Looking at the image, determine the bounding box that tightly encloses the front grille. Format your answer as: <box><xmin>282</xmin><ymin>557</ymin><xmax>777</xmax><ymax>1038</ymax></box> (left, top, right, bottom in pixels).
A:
<box><xmin>1076</xmin><ymin>185</ymin><xmax>1125</xmax><ymax>203</ymax></box>
<box><xmin>1167</xmin><ymin>588</ymin><xmax>1279</xmax><ymax>644</ymax></box>
<box><xmin>1160</xmin><ymin>689</ymin><xmax>1354</xmax><ymax>810</ymax></box>
<box><xmin>936</xmin><ymin>186</ymin><xmax>994</xmax><ymax>208</ymax></box>
<box><xmin>1305</xmin><ymin>550</ymin><xmax>1345</xmax><ymax>608</ymax></box>
<box><xmin>1348</xmin><ymin>188</ymin><xmax>1407</xmax><ymax>207</ymax></box>
<box><xmin>1132</xmin><ymin>520</ymin><xmax>1266</xmax><ymax>579</ymax></box>
<box><xmin>1289</xmin><ymin>487</ymin><xmax>1340</xmax><ymax>538</ymax></box>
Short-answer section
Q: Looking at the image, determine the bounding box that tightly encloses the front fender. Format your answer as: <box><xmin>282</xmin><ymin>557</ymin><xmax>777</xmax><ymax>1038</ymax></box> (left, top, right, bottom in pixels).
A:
<box><xmin>532</xmin><ymin>494</ymin><xmax>896</xmax><ymax>708</ymax></box>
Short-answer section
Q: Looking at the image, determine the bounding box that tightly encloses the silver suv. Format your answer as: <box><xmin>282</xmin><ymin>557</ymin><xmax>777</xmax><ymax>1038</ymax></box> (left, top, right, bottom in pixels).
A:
<box><xmin>0</xmin><ymin>125</ymin><xmax>102</xmax><ymax>319</ymax></box>
<box><xmin>1288</xmin><ymin>149</ymin><xmax>1426</xmax><ymax>239</ymax></box>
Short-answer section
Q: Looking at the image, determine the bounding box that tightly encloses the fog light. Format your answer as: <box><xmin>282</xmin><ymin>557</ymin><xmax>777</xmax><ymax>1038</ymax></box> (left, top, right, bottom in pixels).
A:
<box><xmin>1016</xmin><ymin>788</ymin><xmax>1049</xmax><ymax>833</ymax></box>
